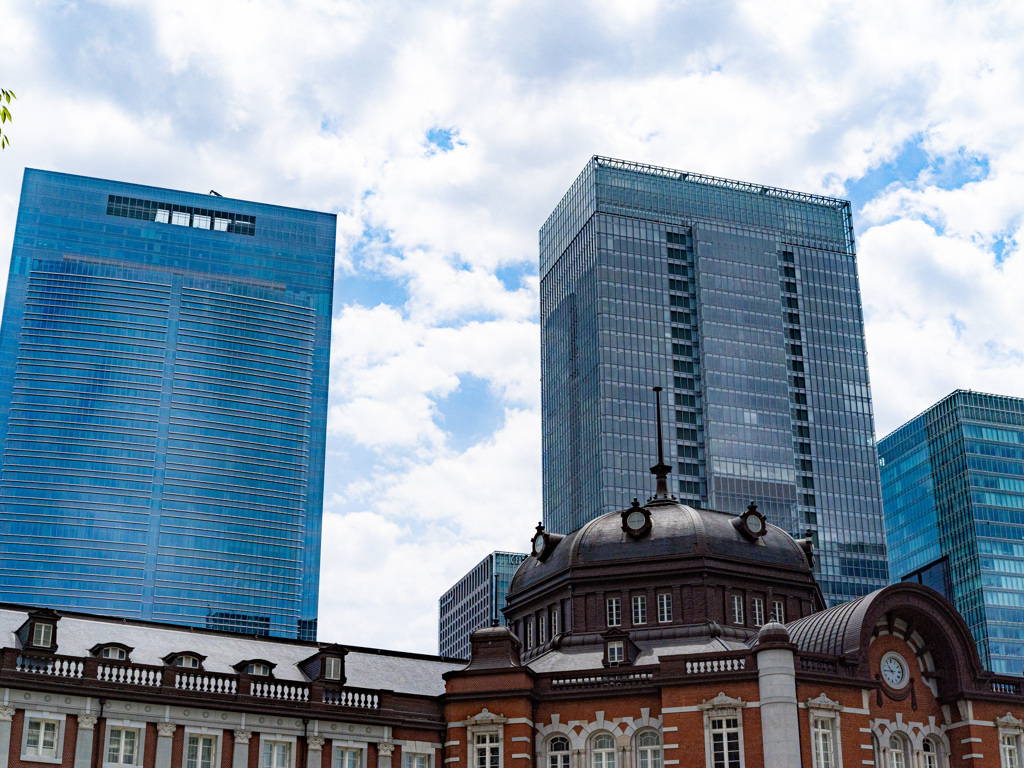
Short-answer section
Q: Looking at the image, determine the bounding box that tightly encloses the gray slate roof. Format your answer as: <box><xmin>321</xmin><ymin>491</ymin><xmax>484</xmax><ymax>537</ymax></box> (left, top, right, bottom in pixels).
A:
<box><xmin>526</xmin><ymin>636</ymin><xmax>748</xmax><ymax>673</ymax></box>
<box><xmin>0</xmin><ymin>607</ymin><xmax>461</xmax><ymax>697</ymax></box>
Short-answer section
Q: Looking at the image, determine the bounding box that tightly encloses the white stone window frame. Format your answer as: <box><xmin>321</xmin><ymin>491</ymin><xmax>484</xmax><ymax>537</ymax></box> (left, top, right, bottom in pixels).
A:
<box><xmin>588</xmin><ymin>732</ymin><xmax>617</xmax><ymax>768</ymax></box>
<box><xmin>551</xmin><ymin>607</ymin><xmax>559</xmax><ymax>637</ymax></box>
<box><xmin>184</xmin><ymin>727</ymin><xmax>223</xmax><ymax>768</ymax></box>
<box><xmin>699</xmin><ymin>693</ymin><xmax>746</xmax><ymax>768</ymax></box>
<box><xmin>751</xmin><ymin>598</ymin><xmax>765</xmax><ymax>628</ymax></box>
<box><xmin>539</xmin><ymin>614</ymin><xmax>547</xmax><ymax>644</ymax></box>
<box><xmin>544</xmin><ymin>735</ymin><xmax>572</xmax><ymax>768</ymax></box>
<box><xmin>998</xmin><ymin>713</ymin><xmax>1024</xmax><ymax>768</ymax></box>
<box><xmin>399</xmin><ymin>741</ymin><xmax>434</xmax><ymax>768</ymax></box>
<box><xmin>771</xmin><ymin>600</ymin><xmax>785</xmax><ymax>624</ymax></box>
<box><xmin>22</xmin><ymin>711</ymin><xmax>66</xmax><ymax>764</ymax></box>
<box><xmin>805</xmin><ymin>695</ymin><xmax>843</xmax><ymax>768</ymax></box>
<box><xmin>103</xmin><ymin>718</ymin><xmax>147</xmax><ymax>768</ymax></box>
<box><xmin>332</xmin><ymin>740</ymin><xmax>368</xmax><ymax>768</ymax></box>
<box><xmin>633</xmin><ymin>729</ymin><xmax>662</xmax><ymax>768</ymax></box>
<box><xmin>259</xmin><ymin>734</ymin><xmax>297</xmax><ymax>768</ymax></box>
<box><xmin>883</xmin><ymin>731</ymin><xmax>912</xmax><ymax>768</ymax></box>
<box><xmin>466</xmin><ymin>710</ymin><xmax>505</xmax><ymax>768</ymax></box>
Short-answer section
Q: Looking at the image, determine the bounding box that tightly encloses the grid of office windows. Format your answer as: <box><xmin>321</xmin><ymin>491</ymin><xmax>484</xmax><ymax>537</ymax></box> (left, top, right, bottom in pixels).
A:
<box><xmin>539</xmin><ymin>157</ymin><xmax>888</xmax><ymax>606</ymax></box>
<box><xmin>0</xmin><ymin>169</ymin><xmax>336</xmax><ymax>639</ymax></box>
<box><xmin>438</xmin><ymin>551</ymin><xmax>528</xmax><ymax>659</ymax></box>
<box><xmin>880</xmin><ymin>390</ymin><xmax>1024</xmax><ymax>674</ymax></box>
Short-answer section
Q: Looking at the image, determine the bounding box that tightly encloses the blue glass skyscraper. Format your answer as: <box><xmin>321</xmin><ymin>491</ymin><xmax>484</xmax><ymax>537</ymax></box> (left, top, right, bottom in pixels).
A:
<box><xmin>879</xmin><ymin>390</ymin><xmax>1024</xmax><ymax>675</ymax></box>
<box><xmin>540</xmin><ymin>157</ymin><xmax>888</xmax><ymax>606</ymax></box>
<box><xmin>0</xmin><ymin>169</ymin><xmax>335</xmax><ymax>640</ymax></box>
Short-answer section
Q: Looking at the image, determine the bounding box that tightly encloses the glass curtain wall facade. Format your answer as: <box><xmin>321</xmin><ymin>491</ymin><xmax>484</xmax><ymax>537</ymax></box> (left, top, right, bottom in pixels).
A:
<box><xmin>0</xmin><ymin>169</ymin><xmax>335</xmax><ymax>639</ymax></box>
<box><xmin>539</xmin><ymin>156</ymin><xmax>888</xmax><ymax>606</ymax></box>
<box><xmin>438</xmin><ymin>551</ymin><xmax>527</xmax><ymax>659</ymax></box>
<box><xmin>879</xmin><ymin>390</ymin><xmax>1024</xmax><ymax>675</ymax></box>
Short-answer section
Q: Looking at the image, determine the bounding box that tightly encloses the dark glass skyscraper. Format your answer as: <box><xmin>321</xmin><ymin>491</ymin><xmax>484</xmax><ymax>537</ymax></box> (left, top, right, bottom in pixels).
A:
<box><xmin>0</xmin><ymin>169</ymin><xmax>335</xmax><ymax>639</ymax></box>
<box><xmin>438</xmin><ymin>551</ymin><xmax>527</xmax><ymax>659</ymax></box>
<box><xmin>539</xmin><ymin>156</ymin><xmax>888</xmax><ymax>605</ymax></box>
<box><xmin>879</xmin><ymin>390</ymin><xmax>1024</xmax><ymax>675</ymax></box>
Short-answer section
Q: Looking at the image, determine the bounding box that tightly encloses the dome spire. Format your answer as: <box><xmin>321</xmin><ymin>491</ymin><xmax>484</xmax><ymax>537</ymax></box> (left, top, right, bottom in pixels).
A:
<box><xmin>649</xmin><ymin>386</ymin><xmax>675</xmax><ymax>504</ymax></box>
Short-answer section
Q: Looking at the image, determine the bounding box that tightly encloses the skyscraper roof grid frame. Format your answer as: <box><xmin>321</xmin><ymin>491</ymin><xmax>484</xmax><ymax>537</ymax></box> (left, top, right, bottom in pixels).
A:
<box><xmin>539</xmin><ymin>156</ymin><xmax>888</xmax><ymax>606</ymax></box>
<box><xmin>0</xmin><ymin>169</ymin><xmax>336</xmax><ymax>640</ymax></box>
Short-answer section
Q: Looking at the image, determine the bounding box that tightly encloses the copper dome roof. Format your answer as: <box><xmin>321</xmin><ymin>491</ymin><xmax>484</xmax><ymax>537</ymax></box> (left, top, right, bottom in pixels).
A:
<box><xmin>510</xmin><ymin>500</ymin><xmax>813</xmax><ymax>595</ymax></box>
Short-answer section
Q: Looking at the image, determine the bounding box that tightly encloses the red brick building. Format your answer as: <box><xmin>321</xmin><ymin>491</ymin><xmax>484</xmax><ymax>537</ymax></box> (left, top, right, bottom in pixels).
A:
<box><xmin>0</xmin><ymin>493</ymin><xmax>1022</xmax><ymax>768</ymax></box>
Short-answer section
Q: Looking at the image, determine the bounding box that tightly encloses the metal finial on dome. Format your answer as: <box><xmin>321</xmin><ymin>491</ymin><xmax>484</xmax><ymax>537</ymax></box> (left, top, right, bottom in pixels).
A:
<box><xmin>648</xmin><ymin>386</ymin><xmax>675</xmax><ymax>504</ymax></box>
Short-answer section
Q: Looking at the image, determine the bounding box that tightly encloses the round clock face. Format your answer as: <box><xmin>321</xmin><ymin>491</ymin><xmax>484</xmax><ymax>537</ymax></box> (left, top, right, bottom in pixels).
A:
<box><xmin>880</xmin><ymin>652</ymin><xmax>909</xmax><ymax>689</ymax></box>
<box><xmin>533</xmin><ymin>535</ymin><xmax>544</xmax><ymax>555</ymax></box>
<box><xmin>626</xmin><ymin>510</ymin><xmax>646</xmax><ymax>530</ymax></box>
<box><xmin>747</xmin><ymin>514</ymin><xmax>763</xmax><ymax>534</ymax></box>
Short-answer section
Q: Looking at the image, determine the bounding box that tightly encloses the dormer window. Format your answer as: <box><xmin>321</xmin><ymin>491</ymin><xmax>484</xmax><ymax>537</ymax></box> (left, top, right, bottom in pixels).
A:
<box><xmin>89</xmin><ymin>643</ymin><xmax>134</xmax><ymax>662</ymax></box>
<box><xmin>607</xmin><ymin>641</ymin><xmax>624</xmax><ymax>664</ymax></box>
<box><xmin>32</xmin><ymin>623</ymin><xmax>53</xmax><ymax>648</ymax></box>
<box><xmin>177</xmin><ymin>655</ymin><xmax>199</xmax><ymax>668</ymax></box>
<box><xmin>246</xmin><ymin>663</ymin><xmax>270</xmax><ymax>676</ymax></box>
<box><xmin>324</xmin><ymin>657</ymin><xmax>341</xmax><ymax>680</ymax></box>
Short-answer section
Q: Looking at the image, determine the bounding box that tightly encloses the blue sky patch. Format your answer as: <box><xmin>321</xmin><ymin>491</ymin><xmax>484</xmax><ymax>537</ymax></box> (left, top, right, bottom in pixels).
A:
<box><xmin>425</xmin><ymin>126</ymin><xmax>464</xmax><ymax>154</ymax></box>
<box><xmin>436</xmin><ymin>374</ymin><xmax>506</xmax><ymax>453</ymax></box>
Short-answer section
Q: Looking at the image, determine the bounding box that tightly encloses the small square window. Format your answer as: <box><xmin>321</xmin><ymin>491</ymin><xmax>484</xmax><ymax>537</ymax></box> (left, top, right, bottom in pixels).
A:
<box><xmin>107</xmin><ymin>727</ymin><xmax>140</xmax><ymax>765</ymax></box>
<box><xmin>333</xmin><ymin>748</ymin><xmax>361</xmax><ymax>768</ymax></box>
<box><xmin>187</xmin><ymin>736</ymin><xmax>218</xmax><ymax>768</ymax></box>
<box><xmin>171</xmin><ymin>211</ymin><xmax>190</xmax><ymax>226</ymax></box>
<box><xmin>752</xmin><ymin>598</ymin><xmax>765</xmax><ymax>627</ymax></box>
<box><xmin>607</xmin><ymin>641</ymin><xmax>624</xmax><ymax>664</ymax></box>
<box><xmin>657</xmin><ymin>593</ymin><xmax>672</xmax><ymax>623</ymax></box>
<box><xmin>731</xmin><ymin>596</ymin><xmax>744</xmax><ymax>625</ymax></box>
<box><xmin>102</xmin><ymin>646</ymin><xmax>126</xmax><ymax>660</ymax></box>
<box><xmin>32</xmin><ymin>623</ymin><xmax>53</xmax><ymax>647</ymax></box>
<box><xmin>324</xmin><ymin>657</ymin><xmax>341</xmax><ymax>680</ymax></box>
<box><xmin>632</xmin><ymin>595</ymin><xmax>647</xmax><ymax>625</ymax></box>
<box><xmin>606</xmin><ymin>598</ymin><xmax>621</xmax><ymax>627</ymax></box>
<box><xmin>192</xmin><ymin>215</ymin><xmax>211</xmax><ymax>229</ymax></box>
<box><xmin>262</xmin><ymin>741</ymin><xmax>291</xmax><ymax>768</ymax></box>
<box><xmin>25</xmin><ymin>718</ymin><xmax>60</xmax><ymax>760</ymax></box>
<box><xmin>214</xmin><ymin>218</ymin><xmax>230</xmax><ymax>232</ymax></box>
<box><xmin>155</xmin><ymin>209</ymin><xmax>170</xmax><ymax>224</ymax></box>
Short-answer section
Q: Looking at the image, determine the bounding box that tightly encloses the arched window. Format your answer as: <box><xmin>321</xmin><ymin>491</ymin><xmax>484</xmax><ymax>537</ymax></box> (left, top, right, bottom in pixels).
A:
<box><xmin>548</xmin><ymin>737</ymin><xmax>570</xmax><ymax>768</ymax></box>
<box><xmin>922</xmin><ymin>738</ymin><xmax>939</xmax><ymax>768</ymax></box>
<box><xmin>591</xmin><ymin>734</ymin><xmax>615</xmax><ymax>768</ymax></box>
<box><xmin>636</xmin><ymin>732</ymin><xmax>661</xmax><ymax>768</ymax></box>
<box><xmin>887</xmin><ymin>735</ymin><xmax>910</xmax><ymax>768</ymax></box>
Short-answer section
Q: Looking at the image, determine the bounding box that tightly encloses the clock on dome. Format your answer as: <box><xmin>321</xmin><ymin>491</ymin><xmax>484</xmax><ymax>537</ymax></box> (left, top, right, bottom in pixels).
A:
<box><xmin>735</xmin><ymin>502</ymin><xmax>768</xmax><ymax>542</ymax></box>
<box><xmin>880</xmin><ymin>651</ymin><xmax>909</xmax><ymax>689</ymax></box>
<box><xmin>620</xmin><ymin>499</ymin><xmax>652</xmax><ymax>539</ymax></box>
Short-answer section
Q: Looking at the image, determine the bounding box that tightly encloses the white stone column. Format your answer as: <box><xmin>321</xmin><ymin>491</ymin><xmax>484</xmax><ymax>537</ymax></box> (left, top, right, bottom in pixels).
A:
<box><xmin>307</xmin><ymin>737</ymin><xmax>324</xmax><ymax>768</ymax></box>
<box><xmin>0</xmin><ymin>706</ymin><xmax>16</xmax><ymax>768</ymax></box>
<box><xmin>74</xmin><ymin>715</ymin><xmax>98</xmax><ymax>768</ymax></box>
<box><xmin>155</xmin><ymin>723</ymin><xmax>177</xmax><ymax>768</ymax></box>
<box><xmin>377</xmin><ymin>742</ymin><xmax>395</xmax><ymax>768</ymax></box>
<box><xmin>234</xmin><ymin>730</ymin><xmax>253</xmax><ymax>768</ymax></box>
<box><xmin>756</xmin><ymin>647</ymin><xmax>801</xmax><ymax>767</ymax></box>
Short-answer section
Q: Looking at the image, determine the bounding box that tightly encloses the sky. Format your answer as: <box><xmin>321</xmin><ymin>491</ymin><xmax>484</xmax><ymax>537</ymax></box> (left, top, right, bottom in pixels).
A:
<box><xmin>3</xmin><ymin>0</ymin><xmax>1024</xmax><ymax>654</ymax></box>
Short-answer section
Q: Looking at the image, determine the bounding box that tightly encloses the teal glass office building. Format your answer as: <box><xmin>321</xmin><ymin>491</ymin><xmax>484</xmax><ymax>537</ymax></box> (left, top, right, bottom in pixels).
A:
<box><xmin>879</xmin><ymin>390</ymin><xmax>1024</xmax><ymax>675</ymax></box>
<box><xmin>0</xmin><ymin>169</ymin><xmax>335</xmax><ymax>639</ymax></box>
<box><xmin>438</xmin><ymin>551</ymin><xmax>528</xmax><ymax>659</ymax></box>
<box><xmin>540</xmin><ymin>157</ymin><xmax>888</xmax><ymax>606</ymax></box>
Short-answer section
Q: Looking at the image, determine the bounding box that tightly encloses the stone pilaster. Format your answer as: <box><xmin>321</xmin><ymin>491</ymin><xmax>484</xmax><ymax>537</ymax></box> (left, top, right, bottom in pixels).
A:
<box><xmin>0</xmin><ymin>706</ymin><xmax>15</xmax><ymax>768</ymax></box>
<box><xmin>307</xmin><ymin>737</ymin><xmax>324</xmax><ymax>768</ymax></box>
<box><xmin>377</xmin><ymin>742</ymin><xmax>395</xmax><ymax>768</ymax></box>
<box><xmin>156</xmin><ymin>722</ymin><xmax>177</xmax><ymax>768</ymax></box>
<box><xmin>234</xmin><ymin>730</ymin><xmax>253</xmax><ymax>768</ymax></box>
<box><xmin>74</xmin><ymin>715</ymin><xmax>99</xmax><ymax>768</ymax></box>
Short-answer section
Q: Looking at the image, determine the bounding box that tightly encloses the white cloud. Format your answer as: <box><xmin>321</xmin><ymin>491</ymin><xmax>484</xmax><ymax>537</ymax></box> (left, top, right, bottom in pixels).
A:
<box><xmin>5</xmin><ymin>0</ymin><xmax>1024</xmax><ymax>652</ymax></box>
